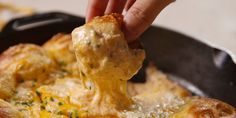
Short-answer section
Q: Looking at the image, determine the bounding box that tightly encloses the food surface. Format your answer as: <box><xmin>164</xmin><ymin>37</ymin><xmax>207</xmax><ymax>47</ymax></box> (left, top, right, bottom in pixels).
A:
<box><xmin>0</xmin><ymin>14</ymin><xmax>235</xmax><ymax>118</ymax></box>
<box><xmin>72</xmin><ymin>13</ymin><xmax>145</xmax><ymax>116</ymax></box>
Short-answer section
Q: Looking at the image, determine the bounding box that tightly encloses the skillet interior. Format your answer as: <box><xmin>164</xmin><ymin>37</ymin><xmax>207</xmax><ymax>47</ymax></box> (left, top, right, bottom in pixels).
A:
<box><xmin>0</xmin><ymin>12</ymin><xmax>235</xmax><ymax>107</ymax></box>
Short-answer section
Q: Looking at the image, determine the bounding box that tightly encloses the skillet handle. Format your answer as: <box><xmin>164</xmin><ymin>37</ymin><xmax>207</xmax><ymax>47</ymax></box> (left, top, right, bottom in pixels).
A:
<box><xmin>0</xmin><ymin>12</ymin><xmax>84</xmax><ymax>52</ymax></box>
<box><xmin>1</xmin><ymin>12</ymin><xmax>83</xmax><ymax>35</ymax></box>
<box><xmin>212</xmin><ymin>49</ymin><xmax>229</xmax><ymax>68</ymax></box>
<box><xmin>212</xmin><ymin>48</ymin><xmax>236</xmax><ymax>68</ymax></box>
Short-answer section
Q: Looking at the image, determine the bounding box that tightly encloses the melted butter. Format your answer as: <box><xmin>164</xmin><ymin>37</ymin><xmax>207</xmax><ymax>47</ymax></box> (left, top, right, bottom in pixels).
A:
<box><xmin>72</xmin><ymin>14</ymin><xmax>145</xmax><ymax>116</ymax></box>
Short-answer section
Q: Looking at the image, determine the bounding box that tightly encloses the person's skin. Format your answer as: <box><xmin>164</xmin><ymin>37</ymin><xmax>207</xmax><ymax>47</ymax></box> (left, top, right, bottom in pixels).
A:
<box><xmin>86</xmin><ymin>0</ymin><xmax>174</xmax><ymax>42</ymax></box>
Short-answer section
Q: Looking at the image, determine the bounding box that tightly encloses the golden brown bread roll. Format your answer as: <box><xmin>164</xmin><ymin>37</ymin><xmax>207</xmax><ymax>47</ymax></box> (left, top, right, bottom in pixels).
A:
<box><xmin>43</xmin><ymin>33</ymin><xmax>79</xmax><ymax>77</ymax></box>
<box><xmin>43</xmin><ymin>33</ymin><xmax>76</xmax><ymax>66</ymax></box>
<box><xmin>0</xmin><ymin>14</ymin><xmax>235</xmax><ymax>118</ymax></box>
<box><xmin>0</xmin><ymin>44</ymin><xmax>56</xmax><ymax>98</ymax></box>
<box><xmin>71</xmin><ymin>13</ymin><xmax>145</xmax><ymax>116</ymax></box>
<box><xmin>72</xmin><ymin>13</ymin><xmax>145</xmax><ymax>82</ymax></box>
<box><xmin>170</xmin><ymin>97</ymin><xmax>236</xmax><ymax>118</ymax></box>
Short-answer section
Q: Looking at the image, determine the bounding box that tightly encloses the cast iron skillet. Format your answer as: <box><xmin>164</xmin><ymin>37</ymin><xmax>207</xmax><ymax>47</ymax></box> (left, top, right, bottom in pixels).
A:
<box><xmin>0</xmin><ymin>12</ymin><xmax>235</xmax><ymax>107</ymax></box>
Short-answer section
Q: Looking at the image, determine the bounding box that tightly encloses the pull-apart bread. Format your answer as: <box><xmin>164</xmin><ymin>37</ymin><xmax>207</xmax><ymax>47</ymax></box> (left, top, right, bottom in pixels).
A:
<box><xmin>0</xmin><ymin>13</ymin><xmax>235</xmax><ymax>118</ymax></box>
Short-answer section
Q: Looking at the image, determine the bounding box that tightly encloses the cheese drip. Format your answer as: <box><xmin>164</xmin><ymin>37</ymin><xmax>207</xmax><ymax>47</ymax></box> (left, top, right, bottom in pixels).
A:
<box><xmin>72</xmin><ymin>14</ymin><xmax>145</xmax><ymax>116</ymax></box>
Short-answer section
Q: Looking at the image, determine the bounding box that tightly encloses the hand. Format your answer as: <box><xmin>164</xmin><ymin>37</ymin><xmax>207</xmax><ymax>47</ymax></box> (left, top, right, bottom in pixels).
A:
<box><xmin>86</xmin><ymin>0</ymin><xmax>174</xmax><ymax>42</ymax></box>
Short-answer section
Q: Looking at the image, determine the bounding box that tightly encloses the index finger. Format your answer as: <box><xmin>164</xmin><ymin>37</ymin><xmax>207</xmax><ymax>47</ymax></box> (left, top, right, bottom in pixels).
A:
<box><xmin>123</xmin><ymin>0</ymin><xmax>174</xmax><ymax>42</ymax></box>
<box><xmin>86</xmin><ymin>0</ymin><xmax>109</xmax><ymax>22</ymax></box>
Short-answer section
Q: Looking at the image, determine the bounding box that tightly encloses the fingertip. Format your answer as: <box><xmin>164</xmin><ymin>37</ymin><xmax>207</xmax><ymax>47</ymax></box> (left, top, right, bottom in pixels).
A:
<box><xmin>86</xmin><ymin>0</ymin><xmax>109</xmax><ymax>23</ymax></box>
<box><xmin>85</xmin><ymin>15</ymin><xmax>91</xmax><ymax>23</ymax></box>
<box><xmin>86</xmin><ymin>13</ymin><xmax>94</xmax><ymax>23</ymax></box>
<box><xmin>122</xmin><ymin>24</ymin><xmax>140</xmax><ymax>43</ymax></box>
<box><xmin>105</xmin><ymin>0</ymin><xmax>127</xmax><ymax>15</ymax></box>
<box><xmin>123</xmin><ymin>0</ymin><xmax>175</xmax><ymax>42</ymax></box>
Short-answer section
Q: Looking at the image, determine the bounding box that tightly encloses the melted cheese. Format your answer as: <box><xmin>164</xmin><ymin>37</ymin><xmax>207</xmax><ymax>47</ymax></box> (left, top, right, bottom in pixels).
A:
<box><xmin>0</xmin><ymin>44</ymin><xmax>56</xmax><ymax>99</ymax></box>
<box><xmin>10</xmin><ymin>78</ymin><xmax>87</xmax><ymax>118</ymax></box>
<box><xmin>0</xmin><ymin>14</ymin><xmax>145</xmax><ymax>117</ymax></box>
<box><xmin>1</xmin><ymin>14</ymin><xmax>235</xmax><ymax>118</ymax></box>
<box><xmin>71</xmin><ymin>14</ymin><xmax>145</xmax><ymax>116</ymax></box>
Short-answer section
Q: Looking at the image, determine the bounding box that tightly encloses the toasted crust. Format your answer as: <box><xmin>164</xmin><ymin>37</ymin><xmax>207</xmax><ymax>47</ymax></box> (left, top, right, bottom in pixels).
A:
<box><xmin>126</xmin><ymin>64</ymin><xmax>236</xmax><ymax>118</ymax></box>
<box><xmin>43</xmin><ymin>33</ymin><xmax>76</xmax><ymax>64</ymax></box>
<box><xmin>0</xmin><ymin>34</ymin><xmax>235</xmax><ymax>118</ymax></box>
<box><xmin>91</xmin><ymin>13</ymin><xmax>123</xmax><ymax>28</ymax></box>
<box><xmin>170</xmin><ymin>97</ymin><xmax>236</xmax><ymax>118</ymax></box>
<box><xmin>0</xmin><ymin>71</ymin><xmax>16</xmax><ymax>99</ymax></box>
<box><xmin>86</xmin><ymin>13</ymin><xmax>124</xmax><ymax>36</ymax></box>
<box><xmin>0</xmin><ymin>99</ymin><xmax>22</xmax><ymax>118</ymax></box>
<box><xmin>0</xmin><ymin>44</ymin><xmax>56</xmax><ymax>80</ymax></box>
<box><xmin>0</xmin><ymin>14</ymin><xmax>235</xmax><ymax>117</ymax></box>
<box><xmin>43</xmin><ymin>33</ymin><xmax>79</xmax><ymax>77</ymax></box>
<box><xmin>127</xmin><ymin>63</ymin><xmax>190</xmax><ymax>98</ymax></box>
<box><xmin>0</xmin><ymin>44</ymin><xmax>56</xmax><ymax>99</ymax></box>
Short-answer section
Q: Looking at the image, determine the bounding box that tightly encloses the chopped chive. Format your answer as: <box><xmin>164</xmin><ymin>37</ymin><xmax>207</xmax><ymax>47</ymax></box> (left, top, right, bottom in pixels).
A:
<box><xmin>57</xmin><ymin>110</ymin><xmax>63</xmax><ymax>115</ymax></box>
<box><xmin>14</xmin><ymin>90</ymin><xmax>18</xmax><ymax>94</ymax></box>
<box><xmin>58</xmin><ymin>102</ymin><xmax>63</xmax><ymax>106</ymax></box>
<box><xmin>16</xmin><ymin>101</ymin><xmax>33</xmax><ymax>106</ymax></box>
<box><xmin>50</xmin><ymin>97</ymin><xmax>54</xmax><ymax>102</ymax></box>
<box><xmin>33</xmin><ymin>79</ymin><xmax>37</xmax><ymax>82</ymax></box>
<box><xmin>19</xmin><ymin>109</ymin><xmax>27</xmax><ymax>112</ymax></box>
<box><xmin>95</xmin><ymin>44</ymin><xmax>101</xmax><ymax>48</ymax></box>
<box><xmin>68</xmin><ymin>109</ymin><xmax>78</xmax><ymax>118</ymax></box>
<box><xmin>86</xmin><ymin>41</ymin><xmax>91</xmax><ymax>46</ymax></box>
<box><xmin>80</xmin><ymin>71</ymin><xmax>85</xmax><ymax>77</ymax></box>
<box><xmin>19</xmin><ymin>79</ymin><xmax>24</xmax><ymax>83</ymax></box>
<box><xmin>69</xmin><ymin>111</ymin><xmax>73</xmax><ymax>118</ymax></box>
<box><xmin>58</xmin><ymin>61</ymin><xmax>67</xmax><ymax>66</ymax></box>
<box><xmin>35</xmin><ymin>90</ymin><xmax>41</xmax><ymax>97</ymax></box>
<box><xmin>43</xmin><ymin>101</ymin><xmax>48</xmax><ymax>105</ymax></box>
<box><xmin>40</xmin><ymin>105</ymin><xmax>45</xmax><ymax>110</ymax></box>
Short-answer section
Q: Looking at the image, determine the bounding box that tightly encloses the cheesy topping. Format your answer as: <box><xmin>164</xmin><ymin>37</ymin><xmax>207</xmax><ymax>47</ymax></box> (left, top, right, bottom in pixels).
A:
<box><xmin>0</xmin><ymin>14</ymin><xmax>235</xmax><ymax>118</ymax></box>
<box><xmin>0</xmin><ymin>44</ymin><xmax>56</xmax><ymax>99</ymax></box>
<box><xmin>71</xmin><ymin>13</ymin><xmax>145</xmax><ymax>116</ymax></box>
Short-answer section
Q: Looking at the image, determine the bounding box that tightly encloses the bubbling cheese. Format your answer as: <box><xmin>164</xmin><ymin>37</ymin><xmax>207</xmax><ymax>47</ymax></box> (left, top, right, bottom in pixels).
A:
<box><xmin>72</xmin><ymin>13</ymin><xmax>145</xmax><ymax>116</ymax></box>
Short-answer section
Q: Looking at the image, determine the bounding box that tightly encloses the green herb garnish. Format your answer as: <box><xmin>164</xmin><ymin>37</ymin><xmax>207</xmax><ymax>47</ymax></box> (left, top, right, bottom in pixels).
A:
<box><xmin>50</xmin><ymin>97</ymin><xmax>54</xmax><ymax>102</ymax></box>
<box><xmin>58</xmin><ymin>102</ymin><xmax>63</xmax><ymax>106</ymax></box>
<box><xmin>15</xmin><ymin>101</ymin><xmax>33</xmax><ymax>106</ymax></box>
<box><xmin>58</xmin><ymin>61</ymin><xmax>67</xmax><ymax>66</ymax></box>
<box><xmin>68</xmin><ymin>109</ymin><xmax>79</xmax><ymax>118</ymax></box>
<box><xmin>80</xmin><ymin>71</ymin><xmax>85</xmax><ymax>77</ymax></box>
<box><xmin>40</xmin><ymin>105</ymin><xmax>45</xmax><ymax>110</ymax></box>
<box><xmin>57</xmin><ymin>110</ymin><xmax>63</xmax><ymax>115</ymax></box>
<box><xmin>35</xmin><ymin>90</ymin><xmax>41</xmax><ymax>97</ymax></box>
